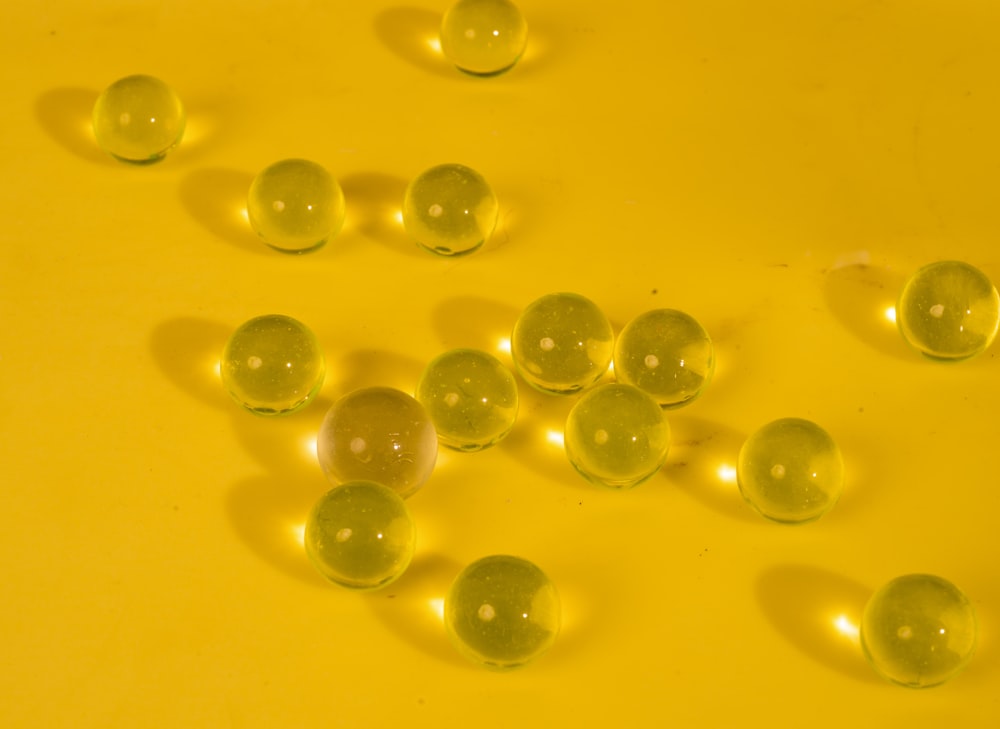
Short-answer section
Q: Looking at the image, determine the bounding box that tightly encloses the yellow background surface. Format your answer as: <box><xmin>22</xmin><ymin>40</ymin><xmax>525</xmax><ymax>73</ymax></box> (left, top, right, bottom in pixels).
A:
<box><xmin>2</xmin><ymin>1</ymin><xmax>999</xmax><ymax>726</ymax></box>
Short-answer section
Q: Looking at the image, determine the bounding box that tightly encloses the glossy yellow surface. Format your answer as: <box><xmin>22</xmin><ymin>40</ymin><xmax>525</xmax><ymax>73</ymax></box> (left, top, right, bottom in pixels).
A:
<box><xmin>3</xmin><ymin>1</ymin><xmax>999</xmax><ymax>726</ymax></box>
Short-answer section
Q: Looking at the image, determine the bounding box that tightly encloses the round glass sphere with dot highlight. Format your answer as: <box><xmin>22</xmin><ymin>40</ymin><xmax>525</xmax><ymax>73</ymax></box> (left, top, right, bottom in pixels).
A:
<box><xmin>896</xmin><ymin>260</ymin><xmax>1000</xmax><ymax>361</ymax></box>
<box><xmin>416</xmin><ymin>348</ymin><xmax>518</xmax><ymax>451</ymax></box>
<box><xmin>440</xmin><ymin>0</ymin><xmax>529</xmax><ymax>76</ymax></box>
<box><xmin>220</xmin><ymin>314</ymin><xmax>325</xmax><ymax>416</ymax></box>
<box><xmin>861</xmin><ymin>574</ymin><xmax>978</xmax><ymax>688</ymax></box>
<box><xmin>445</xmin><ymin>555</ymin><xmax>560</xmax><ymax>670</ymax></box>
<box><xmin>511</xmin><ymin>292</ymin><xmax>614</xmax><ymax>395</ymax></box>
<box><xmin>92</xmin><ymin>75</ymin><xmax>185</xmax><ymax>164</ymax></box>
<box><xmin>402</xmin><ymin>164</ymin><xmax>498</xmax><ymax>256</ymax></box>
<box><xmin>247</xmin><ymin>159</ymin><xmax>346</xmax><ymax>254</ymax></box>
<box><xmin>614</xmin><ymin>309</ymin><xmax>715</xmax><ymax>409</ymax></box>
<box><xmin>304</xmin><ymin>481</ymin><xmax>416</xmax><ymax>590</ymax></box>
<box><xmin>564</xmin><ymin>383</ymin><xmax>671</xmax><ymax>489</ymax></box>
<box><xmin>737</xmin><ymin>418</ymin><xmax>844</xmax><ymax>523</ymax></box>
<box><xmin>317</xmin><ymin>387</ymin><xmax>438</xmax><ymax>499</ymax></box>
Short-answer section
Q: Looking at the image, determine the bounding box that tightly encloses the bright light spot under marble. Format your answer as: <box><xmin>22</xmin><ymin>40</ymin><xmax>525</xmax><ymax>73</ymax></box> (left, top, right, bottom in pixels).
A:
<box><xmin>717</xmin><ymin>464</ymin><xmax>737</xmax><ymax>483</ymax></box>
<box><xmin>428</xmin><ymin>597</ymin><xmax>445</xmax><ymax>622</ymax></box>
<box><xmin>497</xmin><ymin>337</ymin><xmax>511</xmax><ymax>354</ymax></box>
<box><xmin>291</xmin><ymin>523</ymin><xmax>306</xmax><ymax>547</ymax></box>
<box><xmin>427</xmin><ymin>37</ymin><xmax>442</xmax><ymax>54</ymax></box>
<box><xmin>833</xmin><ymin>614</ymin><xmax>860</xmax><ymax>642</ymax></box>
<box><xmin>546</xmin><ymin>430</ymin><xmax>565</xmax><ymax>447</ymax></box>
<box><xmin>885</xmin><ymin>306</ymin><xmax>896</xmax><ymax>324</ymax></box>
<box><xmin>303</xmin><ymin>435</ymin><xmax>319</xmax><ymax>462</ymax></box>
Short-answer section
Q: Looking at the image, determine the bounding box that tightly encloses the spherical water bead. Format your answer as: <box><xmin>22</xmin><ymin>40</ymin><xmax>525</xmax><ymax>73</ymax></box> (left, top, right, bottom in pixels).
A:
<box><xmin>737</xmin><ymin>418</ymin><xmax>844</xmax><ymax>524</ymax></box>
<box><xmin>247</xmin><ymin>159</ymin><xmax>346</xmax><ymax>254</ymax></box>
<box><xmin>440</xmin><ymin>0</ymin><xmax>529</xmax><ymax>76</ymax></box>
<box><xmin>861</xmin><ymin>574</ymin><xmax>978</xmax><ymax>688</ymax></box>
<box><xmin>416</xmin><ymin>349</ymin><xmax>518</xmax><ymax>451</ymax></box>
<box><xmin>614</xmin><ymin>309</ymin><xmax>715</xmax><ymax>409</ymax></box>
<box><xmin>317</xmin><ymin>387</ymin><xmax>438</xmax><ymax>499</ymax></box>
<box><xmin>564</xmin><ymin>383</ymin><xmax>670</xmax><ymax>489</ymax></box>
<box><xmin>445</xmin><ymin>555</ymin><xmax>560</xmax><ymax>670</ymax></box>
<box><xmin>402</xmin><ymin>164</ymin><xmax>498</xmax><ymax>256</ymax></box>
<box><xmin>92</xmin><ymin>75</ymin><xmax>185</xmax><ymax>164</ymax></box>
<box><xmin>511</xmin><ymin>292</ymin><xmax>614</xmax><ymax>394</ymax></box>
<box><xmin>220</xmin><ymin>315</ymin><xmax>325</xmax><ymax>416</ymax></box>
<box><xmin>304</xmin><ymin>481</ymin><xmax>416</xmax><ymax>590</ymax></box>
<box><xmin>896</xmin><ymin>260</ymin><xmax>1000</xmax><ymax>361</ymax></box>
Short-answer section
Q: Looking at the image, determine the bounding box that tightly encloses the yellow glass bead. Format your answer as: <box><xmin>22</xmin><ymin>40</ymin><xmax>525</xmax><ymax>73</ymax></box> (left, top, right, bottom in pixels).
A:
<box><xmin>440</xmin><ymin>0</ymin><xmax>529</xmax><ymax>76</ymax></box>
<box><xmin>861</xmin><ymin>574</ymin><xmax>978</xmax><ymax>688</ymax></box>
<box><xmin>304</xmin><ymin>481</ymin><xmax>416</xmax><ymax>590</ymax></box>
<box><xmin>445</xmin><ymin>555</ymin><xmax>560</xmax><ymax>670</ymax></box>
<box><xmin>247</xmin><ymin>159</ymin><xmax>346</xmax><ymax>254</ymax></box>
<box><xmin>92</xmin><ymin>74</ymin><xmax>185</xmax><ymax>164</ymax></box>
<box><xmin>220</xmin><ymin>314</ymin><xmax>325</xmax><ymax>416</ymax></box>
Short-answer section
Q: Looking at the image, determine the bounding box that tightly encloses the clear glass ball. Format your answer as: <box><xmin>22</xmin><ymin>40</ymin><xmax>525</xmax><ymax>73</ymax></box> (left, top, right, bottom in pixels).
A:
<box><xmin>613</xmin><ymin>309</ymin><xmax>715</xmax><ymax>408</ymax></box>
<box><xmin>416</xmin><ymin>348</ymin><xmax>518</xmax><ymax>451</ymax></box>
<box><xmin>861</xmin><ymin>574</ymin><xmax>978</xmax><ymax>688</ymax></box>
<box><xmin>220</xmin><ymin>314</ymin><xmax>325</xmax><ymax>416</ymax></box>
<box><xmin>247</xmin><ymin>158</ymin><xmax>346</xmax><ymax>254</ymax></box>
<box><xmin>737</xmin><ymin>418</ymin><xmax>844</xmax><ymax>523</ymax></box>
<box><xmin>304</xmin><ymin>481</ymin><xmax>416</xmax><ymax>590</ymax></box>
<box><xmin>897</xmin><ymin>260</ymin><xmax>1000</xmax><ymax>361</ymax></box>
<box><xmin>445</xmin><ymin>555</ymin><xmax>560</xmax><ymax>670</ymax></box>
<box><xmin>440</xmin><ymin>0</ymin><xmax>529</xmax><ymax>76</ymax></box>
<box><xmin>511</xmin><ymin>292</ymin><xmax>614</xmax><ymax>394</ymax></box>
<box><xmin>92</xmin><ymin>74</ymin><xmax>185</xmax><ymax>163</ymax></box>
<box><xmin>402</xmin><ymin>163</ymin><xmax>498</xmax><ymax>256</ymax></box>
<box><xmin>317</xmin><ymin>387</ymin><xmax>438</xmax><ymax>499</ymax></box>
<box><xmin>564</xmin><ymin>383</ymin><xmax>671</xmax><ymax>489</ymax></box>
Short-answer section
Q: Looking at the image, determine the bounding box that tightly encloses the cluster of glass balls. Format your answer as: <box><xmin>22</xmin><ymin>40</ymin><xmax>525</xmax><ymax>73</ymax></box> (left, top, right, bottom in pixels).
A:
<box><xmin>91</xmin><ymin>0</ymin><xmax>991</xmax><ymax>685</ymax></box>
<box><xmin>510</xmin><ymin>292</ymin><xmax>713</xmax><ymax>490</ymax></box>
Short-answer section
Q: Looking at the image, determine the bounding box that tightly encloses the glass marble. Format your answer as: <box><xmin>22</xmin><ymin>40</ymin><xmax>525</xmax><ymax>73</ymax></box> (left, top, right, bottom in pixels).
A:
<box><xmin>861</xmin><ymin>574</ymin><xmax>978</xmax><ymax>688</ymax></box>
<box><xmin>304</xmin><ymin>481</ymin><xmax>416</xmax><ymax>590</ymax></box>
<box><xmin>896</xmin><ymin>260</ymin><xmax>1000</xmax><ymax>361</ymax></box>
<box><xmin>247</xmin><ymin>158</ymin><xmax>346</xmax><ymax>254</ymax></box>
<box><xmin>416</xmin><ymin>348</ymin><xmax>518</xmax><ymax>451</ymax></box>
<box><xmin>445</xmin><ymin>555</ymin><xmax>560</xmax><ymax>670</ymax></box>
<box><xmin>614</xmin><ymin>309</ymin><xmax>715</xmax><ymax>408</ymax></box>
<box><xmin>564</xmin><ymin>383</ymin><xmax>671</xmax><ymax>489</ymax></box>
<box><xmin>511</xmin><ymin>292</ymin><xmax>614</xmax><ymax>395</ymax></box>
<box><xmin>92</xmin><ymin>74</ymin><xmax>185</xmax><ymax>164</ymax></box>
<box><xmin>220</xmin><ymin>314</ymin><xmax>325</xmax><ymax>416</ymax></box>
<box><xmin>402</xmin><ymin>164</ymin><xmax>498</xmax><ymax>256</ymax></box>
<box><xmin>317</xmin><ymin>387</ymin><xmax>438</xmax><ymax>499</ymax></box>
<box><xmin>737</xmin><ymin>418</ymin><xmax>844</xmax><ymax>524</ymax></box>
<box><xmin>440</xmin><ymin>0</ymin><xmax>529</xmax><ymax>76</ymax></box>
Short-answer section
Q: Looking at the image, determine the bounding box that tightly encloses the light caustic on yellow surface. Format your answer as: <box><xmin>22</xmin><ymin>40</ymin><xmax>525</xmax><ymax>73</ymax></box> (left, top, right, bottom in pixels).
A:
<box><xmin>5</xmin><ymin>0</ymin><xmax>1000</xmax><ymax>727</ymax></box>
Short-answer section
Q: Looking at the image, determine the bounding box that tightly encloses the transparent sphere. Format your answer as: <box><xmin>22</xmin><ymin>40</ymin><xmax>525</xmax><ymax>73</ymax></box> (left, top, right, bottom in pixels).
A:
<box><xmin>445</xmin><ymin>555</ymin><xmax>560</xmax><ymax>670</ymax></box>
<box><xmin>897</xmin><ymin>260</ymin><xmax>1000</xmax><ymax>361</ymax></box>
<box><xmin>402</xmin><ymin>164</ymin><xmax>498</xmax><ymax>256</ymax></box>
<box><xmin>564</xmin><ymin>383</ymin><xmax>671</xmax><ymax>489</ymax></box>
<box><xmin>247</xmin><ymin>159</ymin><xmax>346</xmax><ymax>254</ymax></box>
<box><xmin>614</xmin><ymin>309</ymin><xmax>715</xmax><ymax>408</ymax></box>
<box><xmin>737</xmin><ymin>418</ymin><xmax>844</xmax><ymax>523</ymax></box>
<box><xmin>440</xmin><ymin>0</ymin><xmax>529</xmax><ymax>76</ymax></box>
<box><xmin>861</xmin><ymin>574</ymin><xmax>978</xmax><ymax>688</ymax></box>
<box><xmin>511</xmin><ymin>292</ymin><xmax>614</xmax><ymax>394</ymax></box>
<box><xmin>317</xmin><ymin>387</ymin><xmax>438</xmax><ymax>499</ymax></box>
<box><xmin>220</xmin><ymin>314</ymin><xmax>325</xmax><ymax>416</ymax></box>
<box><xmin>304</xmin><ymin>481</ymin><xmax>416</xmax><ymax>590</ymax></box>
<box><xmin>92</xmin><ymin>74</ymin><xmax>185</xmax><ymax>164</ymax></box>
<box><xmin>416</xmin><ymin>348</ymin><xmax>518</xmax><ymax>451</ymax></box>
